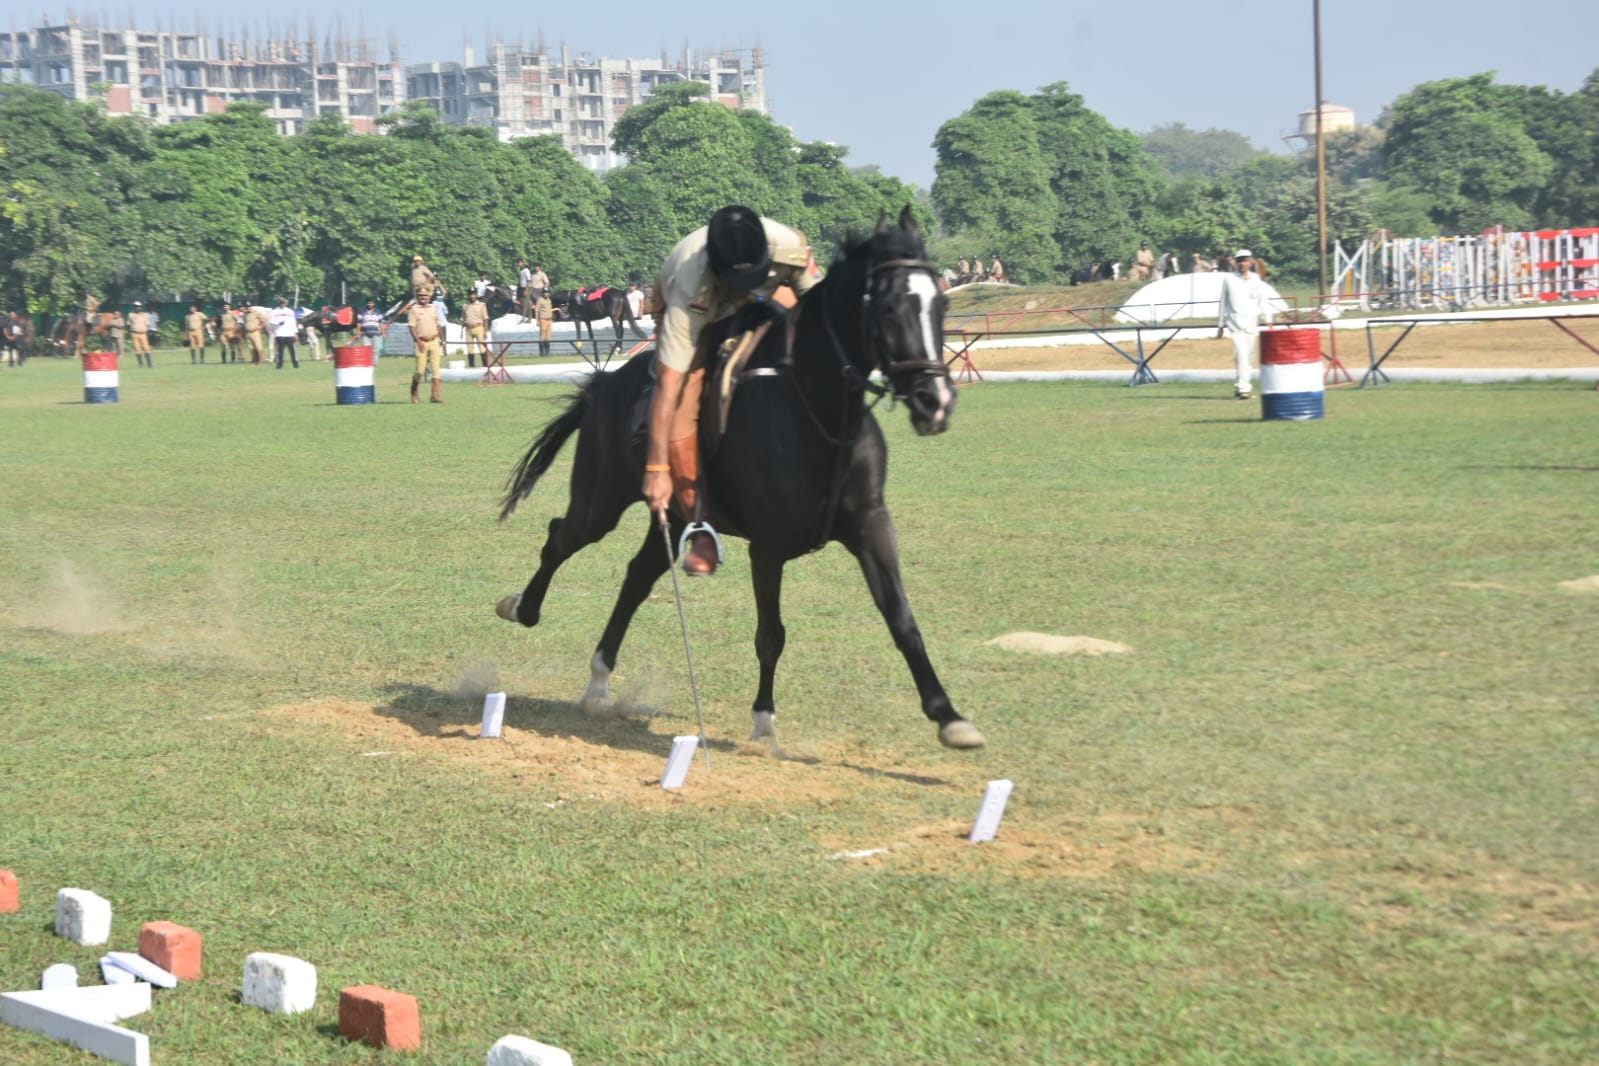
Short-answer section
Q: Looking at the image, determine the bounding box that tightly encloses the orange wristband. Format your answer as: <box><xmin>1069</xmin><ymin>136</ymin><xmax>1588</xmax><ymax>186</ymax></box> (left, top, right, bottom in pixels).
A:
<box><xmin>644</xmin><ymin>464</ymin><xmax>670</xmax><ymax>472</ymax></box>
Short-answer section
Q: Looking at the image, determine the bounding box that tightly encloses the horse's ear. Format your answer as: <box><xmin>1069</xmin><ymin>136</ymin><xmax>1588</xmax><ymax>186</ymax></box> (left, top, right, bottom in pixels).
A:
<box><xmin>898</xmin><ymin>204</ymin><xmax>920</xmax><ymax>242</ymax></box>
<box><xmin>874</xmin><ymin>210</ymin><xmax>890</xmax><ymax>235</ymax></box>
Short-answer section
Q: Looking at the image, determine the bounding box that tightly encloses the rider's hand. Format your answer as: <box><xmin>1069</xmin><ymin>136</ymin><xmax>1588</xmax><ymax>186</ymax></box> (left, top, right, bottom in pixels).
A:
<box><xmin>643</xmin><ymin>469</ymin><xmax>672</xmax><ymax>516</ymax></box>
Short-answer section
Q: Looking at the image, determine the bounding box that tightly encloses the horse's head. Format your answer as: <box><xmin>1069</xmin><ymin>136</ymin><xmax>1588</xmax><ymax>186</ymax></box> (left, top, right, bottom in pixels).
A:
<box><xmin>833</xmin><ymin>206</ymin><xmax>956</xmax><ymax>436</ymax></box>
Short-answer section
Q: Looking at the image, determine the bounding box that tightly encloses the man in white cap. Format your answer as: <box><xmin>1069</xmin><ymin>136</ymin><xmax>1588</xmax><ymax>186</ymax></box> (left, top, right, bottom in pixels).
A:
<box><xmin>1216</xmin><ymin>249</ymin><xmax>1272</xmax><ymax>399</ymax></box>
<box><xmin>641</xmin><ymin>205</ymin><xmax>822</xmax><ymax>575</ymax></box>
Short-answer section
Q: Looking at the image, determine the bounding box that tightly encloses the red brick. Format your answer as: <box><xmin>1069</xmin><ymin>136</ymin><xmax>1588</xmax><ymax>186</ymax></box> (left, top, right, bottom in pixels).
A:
<box><xmin>0</xmin><ymin>869</ymin><xmax>17</xmax><ymax>913</ymax></box>
<box><xmin>139</xmin><ymin>920</ymin><xmax>202</xmax><ymax>981</ymax></box>
<box><xmin>339</xmin><ymin>985</ymin><xmax>421</xmax><ymax>1052</ymax></box>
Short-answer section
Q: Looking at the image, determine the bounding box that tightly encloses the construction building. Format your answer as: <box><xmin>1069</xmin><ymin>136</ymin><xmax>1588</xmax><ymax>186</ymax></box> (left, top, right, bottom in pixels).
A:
<box><xmin>406</xmin><ymin>41</ymin><xmax>769</xmax><ymax>172</ymax></box>
<box><xmin>0</xmin><ymin>17</ymin><xmax>405</xmax><ymax>134</ymax></box>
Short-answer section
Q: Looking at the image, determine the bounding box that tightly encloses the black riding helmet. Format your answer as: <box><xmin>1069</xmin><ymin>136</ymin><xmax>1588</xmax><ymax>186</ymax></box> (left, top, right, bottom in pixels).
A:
<box><xmin>706</xmin><ymin>205</ymin><xmax>771</xmax><ymax>292</ymax></box>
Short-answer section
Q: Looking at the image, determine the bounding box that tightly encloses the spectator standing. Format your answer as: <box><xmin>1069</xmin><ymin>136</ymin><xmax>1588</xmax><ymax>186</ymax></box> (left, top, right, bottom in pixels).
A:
<box><xmin>1129</xmin><ymin>241</ymin><xmax>1156</xmax><ymax>281</ymax></box>
<box><xmin>406</xmin><ymin>297</ymin><xmax>444</xmax><ymax>403</ymax></box>
<box><xmin>410</xmin><ymin>254</ymin><xmax>440</xmax><ymax>302</ymax></box>
<box><xmin>4</xmin><ymin>312</ymin><xmax>24</xmax><ymax>367</ymax></box>
<box><xmin>357</xmin><ymin>299</ymin><xmax>385</xmax><ymax>356</ymax></box>
<box><xmin>128</xmin><ymin>301</ymin><xmax>153</xmax><ymax>368</ymax></box>
<box><xmin>527</xmin><ymin>263</ymin><xmax>550</xmax><ymax>323</ymax></box>
<box><xmin>185</xmin><ymin>304</ymin><xmax>207</xmax><ymax>363</ymax></box>
<box><xmin>269</xmin><ymin>298</ymin><xmax>300</xmax><ymax>369</ymax></box>
<box><xmin>1217</xmin><ymin>249</ymin><xmax>1273</xmax><ymax>400</ymax></box>
<box><xmin>463</xmin><ymin>290</ymin><xmax>490</xmax><ymax>367</ymax></box>
<box><xmin>219</xmin><ymin>303</ymin><xmax>240</xmax><ymax>362</ymax></box>
<box><xmin>516</xmin><ymin>258</ymin><xmax>533</xmax><ymax>316</ymax></box>
<box><xmin>536</xmin><ymin>288</ymin><xmax>554</xmax><ymax>357</ymax></box>
<box><xmin>475</xmin><ymin>271</ymin><xmax>492</xmax><ymax>300</ymax></box>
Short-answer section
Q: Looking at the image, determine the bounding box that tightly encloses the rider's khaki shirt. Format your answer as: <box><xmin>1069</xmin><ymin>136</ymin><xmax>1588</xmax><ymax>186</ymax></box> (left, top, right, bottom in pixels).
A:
<box><xmin>655</xmin><ymin>218</ymin><xmax>822</xmax><ymax>373</ymax></box>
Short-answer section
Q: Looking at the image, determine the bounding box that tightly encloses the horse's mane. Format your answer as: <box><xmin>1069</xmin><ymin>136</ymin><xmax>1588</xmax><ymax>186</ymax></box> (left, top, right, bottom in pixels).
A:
<box><xmin>833</xmin><ymin>217</ymin><xmax>923</xmax><ymax>271</ymax></box>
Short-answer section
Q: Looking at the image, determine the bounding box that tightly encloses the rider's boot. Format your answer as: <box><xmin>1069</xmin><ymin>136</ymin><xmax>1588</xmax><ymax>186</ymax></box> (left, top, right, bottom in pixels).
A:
<box><xmin>668</xmin><ymin>436</ymin><xmax>717</xmax><ymax>576</ymax></box>
<box><xmin>431</xmin><ymin>378</ymin><xmax>444</xmax><ymax>404</ymax></box>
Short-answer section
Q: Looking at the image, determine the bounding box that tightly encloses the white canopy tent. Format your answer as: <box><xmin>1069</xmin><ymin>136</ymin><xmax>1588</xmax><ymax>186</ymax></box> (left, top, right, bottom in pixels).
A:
<box><xmin>1114</xmin><ymin>273</ymin><xmax>1289</xmax><ymax>325</ymax></box>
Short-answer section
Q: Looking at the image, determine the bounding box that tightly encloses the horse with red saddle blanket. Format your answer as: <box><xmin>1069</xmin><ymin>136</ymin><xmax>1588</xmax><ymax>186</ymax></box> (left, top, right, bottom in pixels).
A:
<box><xmin>549</xmin><ymin>286</ymin><xmax>647</xmax><ymax>355</ymax></box>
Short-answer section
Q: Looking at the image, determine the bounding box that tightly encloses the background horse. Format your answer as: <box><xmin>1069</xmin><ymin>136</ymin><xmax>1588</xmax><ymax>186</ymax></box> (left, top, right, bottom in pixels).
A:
<box><xmin>52</xmin><ymin>311</ymin><xmax>120</xmax><ymax>356</ymax></box>
<box><xmin>495</xmin><ymin>207</ymin><xmax>982</xmax><ymax>751</ymax></box>
<box><xmin>482</xmin><ymin>283</ymin><xmax>521</xmax><ymax>320</ymax></box>
<box><xmin>549</xmin><ymin>286</ymin><xmax>646</xmax><ymax>354</ymax></box>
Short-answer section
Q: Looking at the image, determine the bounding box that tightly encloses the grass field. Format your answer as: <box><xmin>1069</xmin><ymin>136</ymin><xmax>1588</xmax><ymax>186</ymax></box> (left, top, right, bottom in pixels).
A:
<box><xmin>2</xmin><ymin>352</ymin><xmax>1596</xmax><ymax>1063</ymax></box>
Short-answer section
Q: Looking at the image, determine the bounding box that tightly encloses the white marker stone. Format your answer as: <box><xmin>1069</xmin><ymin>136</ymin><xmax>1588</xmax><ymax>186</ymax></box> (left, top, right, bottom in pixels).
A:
<box><xmin>660</xmin><ymin>735</ymin><xmax>699</xmax><ymax>789</ymax></box>
<box><xmin>0</xmin><ymin>984</ymin><xmax>151</xmax><ymax>1066</ymax></box>
<box><xmin>105</xmin><ymin>951</ymin><xmax>177</xmax><ymax>989</ymax></box>
<box><xmin>100</xmin><ymin>958</ymin><xmax>136</xmax><ymax>986</ymax></box>
<box><xmin>241</xmin><ymin>952</ymin><xmax>317</xmax><ymax>1015</ymax></box>
<box><xmin>40</xmin><ymin>964</ymin><xmax>78</xmax><ymax>991</ymax></box>
<box><xmin>968</xmin><ymin>779</ymin><xmax>1015</xmax><ymax>844</ymax></box>
<box><xmin>481</xmin><ymin>691</ymin><xmax>507</xmax><ymax>738</ymax></box>
<box><xmin>55</xmin><ymin>888</ymin><xmax>112</xmax><ymax>946</ymax></box>
<box><xmin>487</xmin><ymin>1034</ymin><xmax>575</xmax><ymax>1066</ymax></box>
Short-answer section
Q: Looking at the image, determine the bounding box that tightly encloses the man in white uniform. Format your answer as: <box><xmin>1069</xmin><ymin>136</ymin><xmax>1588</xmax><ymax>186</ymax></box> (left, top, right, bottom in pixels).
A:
<box><xmin>641</xmin><ymin>205</ymin><xmax>822</xmax><ymax>575</ymax></box>
<box><xmin>1216</xmin><ymin>249</ymin><xmax>1272</xmax><ymax>399</ymax></box>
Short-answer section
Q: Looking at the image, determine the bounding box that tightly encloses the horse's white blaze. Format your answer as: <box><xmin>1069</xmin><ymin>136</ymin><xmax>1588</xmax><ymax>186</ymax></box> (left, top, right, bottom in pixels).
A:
<box><xmin>904</xmin><ymin>272</ymin><xmax>955</xmax><ymax>426</ymax></box>
<box><xmin>906</xmin><ymin>272</ymin><xmax>940</xmax><ymax>362</ymax></box>
<box><xmin>580</xmin><ymin>650</ymin><xmax>613</xmax><ymax>710</ymax></box>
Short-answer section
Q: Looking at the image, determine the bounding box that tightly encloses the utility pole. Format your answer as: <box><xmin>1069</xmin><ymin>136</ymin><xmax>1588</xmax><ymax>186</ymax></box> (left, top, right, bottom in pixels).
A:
<box><xmin>1314</xmin><ymin>0</ymin><xmax>1329</xmax><ymax>302</ymax></box>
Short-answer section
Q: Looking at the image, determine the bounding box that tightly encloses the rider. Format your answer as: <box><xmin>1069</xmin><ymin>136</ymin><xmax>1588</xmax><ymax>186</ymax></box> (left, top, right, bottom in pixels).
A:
<box><xmin>641</xmin><ymin>205</ymin><xmax>822</xmax><ymax>576</ymax></box>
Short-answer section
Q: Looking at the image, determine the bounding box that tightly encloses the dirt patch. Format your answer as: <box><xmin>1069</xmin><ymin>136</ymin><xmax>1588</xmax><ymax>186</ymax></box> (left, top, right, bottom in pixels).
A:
<box><xmin>264</xmin><ymin>698</ymin><xmax>979</xmax><ymax>811</ymax></box>
<box><xmin>1557</xmin><ymin>574</ymin><xmax>1599</xmax><ymax>592</ymax></box>
<box><xmin>973</xmin><ymin>315</ymin><xmax>1599</xmax><ymax>372</ymax></box>
<box><xmin>819</xmin><ymin>820</ymin><xmax>1208</xmax><ymax>880</ymax></box>
<box><xmin>986</xmin><ymin>631</ymin><xmax>1132</xmax><ymax>656</ymax></box>
<box><xmin>259</xmin><ymin>698</ymin><xmax>1208</xmax><ymax>881</ymax></box>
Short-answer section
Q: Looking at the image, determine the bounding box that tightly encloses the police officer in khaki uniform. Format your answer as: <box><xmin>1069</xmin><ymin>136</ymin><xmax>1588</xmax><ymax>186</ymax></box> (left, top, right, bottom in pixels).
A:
<box><xmin>406</xmin><ymin>298</ymin><xmax>445</xmax><ymax>403</ymax></box>
<box><xmin>244</xmin><ymin>304</ymin><xmax>268</xmax><ymax>364</ymax></box>
<box><xmin>219</xmin><ymin>303</ymin><xmax>240</xmax><ymax>362</ymax></box>
<box><xmin>410</xmin><ymin>254</ymin><xmax>441</xmax><ymax>303</ymax></box>
<box><xmin>462</xmin><ymin>290</ymin><xmax>490</xmax><ymax>367</ymax></box>
<box><xmin>642</xmin><ymin>205</ymin><xmax>822</xmax><ymax>575</ymax></box>
<box><xmin>185</xmin><ymin>304</ymin><xmax>207</xmax><ymax>363</ymax></box>
<box><xmin>535</xmin><ymin>289</ymin><xmax>555</xmax><ymax>356</ymax></box>
<box><xmin>129</xmin><ymin>302</ymin><xmax>153</xmax><ymax>367</ymax></box>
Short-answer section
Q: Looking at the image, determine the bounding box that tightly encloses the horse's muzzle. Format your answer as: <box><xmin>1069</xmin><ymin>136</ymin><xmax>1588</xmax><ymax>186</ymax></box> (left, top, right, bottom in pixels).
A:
<box><xmin>907</xmin><ymin>374</ymin><xmax>956</xmax><ymax>436</ymax></box>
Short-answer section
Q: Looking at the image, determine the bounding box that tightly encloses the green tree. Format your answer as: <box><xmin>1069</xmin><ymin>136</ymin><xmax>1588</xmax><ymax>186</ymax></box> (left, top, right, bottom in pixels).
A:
<box><xmin>931</xmin><ymin>91</ymin><xmax>1055</xmax><ymax>281</ymax></box>
<box><xmin>1383</xmin><ymin>73</ymin><xmax>1555</xmax><ymax>232</ymax></box>
<box><xmin>1141</xmin><ymin>122</ymin><xmax>1265</xmax><ymax>180</ymax></box>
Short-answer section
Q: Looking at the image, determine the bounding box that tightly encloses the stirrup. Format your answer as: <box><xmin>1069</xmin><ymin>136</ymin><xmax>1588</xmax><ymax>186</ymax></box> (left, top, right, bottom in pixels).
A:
<box><xmin>677</xmin><ymin>521</ymin><xmax>724</xmax><ymax>573</ymax></box>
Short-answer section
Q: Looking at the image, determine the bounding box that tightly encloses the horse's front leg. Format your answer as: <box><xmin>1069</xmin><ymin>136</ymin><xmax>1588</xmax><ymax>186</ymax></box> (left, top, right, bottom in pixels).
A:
<box><xmin>582</xmin><ymin>520</ymin><xmax>673</xmax><ymax>712</ymax></box>
<box><xmin>846</xmin><ymin>506</ymin><xmax>985</xmax><ymax>749</ymax></box>
<box><xmin>748</xmin><ymin>544</ymin><xmax>787</xmax><ymax>748</ymax></box>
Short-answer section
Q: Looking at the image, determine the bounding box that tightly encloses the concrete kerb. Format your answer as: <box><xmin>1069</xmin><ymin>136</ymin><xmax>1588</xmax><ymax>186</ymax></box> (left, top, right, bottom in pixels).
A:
<box><xmin>438</xmin><ymin>359</ymin><xmax>1599</xmax><ymax>388</ymax></box>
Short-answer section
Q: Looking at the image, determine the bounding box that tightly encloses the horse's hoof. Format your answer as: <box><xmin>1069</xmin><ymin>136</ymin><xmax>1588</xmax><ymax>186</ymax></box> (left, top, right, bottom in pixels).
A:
<box><xmin>495</xmin><ymin>593</ymin><xmax>522</xmax><ymax>623</ymax></box>
<box><xmin>750</xmin><ymin>711</ymin><xmax>776</xmax><ymax>741</ymax></box>
<box><xmin>938</xmin><ymin>720</ymin><xmax>986</xmax><ymax>749</ymax></box>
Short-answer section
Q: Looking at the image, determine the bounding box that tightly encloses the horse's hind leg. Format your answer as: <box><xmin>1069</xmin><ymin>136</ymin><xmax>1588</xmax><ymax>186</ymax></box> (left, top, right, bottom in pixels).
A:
<box><xmin>580</xmin><ymin>521</ymin><xmax>672</xmax><ymax>711</ymax></box>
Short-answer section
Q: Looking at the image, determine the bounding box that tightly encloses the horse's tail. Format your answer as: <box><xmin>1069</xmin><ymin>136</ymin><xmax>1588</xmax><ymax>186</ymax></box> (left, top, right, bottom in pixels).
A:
<box><xmin>498</xmin><ymin>381</ymin><xmax>595</xmax><ymax>521</ymax></box>
<box><xmin>621</xmin><ymin>294</ymin><xmax>646</xmax><ymax>339</ymax></box>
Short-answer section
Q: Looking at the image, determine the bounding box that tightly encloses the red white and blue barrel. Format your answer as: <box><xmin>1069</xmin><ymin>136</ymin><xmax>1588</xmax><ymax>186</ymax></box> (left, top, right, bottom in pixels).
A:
<box><xmin>333</xmin><ymin>345</ymin><xmax>375</xmax><ymax>405</ymax></box>
<box><xmin>1259</xmin><ymin>327</ymin><xmax>1324</xmax><ymax>421</ymax></box>
<box><xmin>83</xmin><ymin>350</ymin><xmax>119</xmax><ymax>404</ymax></box>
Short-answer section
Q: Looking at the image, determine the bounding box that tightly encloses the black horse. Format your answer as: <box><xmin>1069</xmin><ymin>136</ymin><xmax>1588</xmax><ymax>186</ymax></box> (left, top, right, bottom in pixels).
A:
<box><xmin>549</xmin><ymin>286</ymin><xmax>647</xmax><ymax>354</ymax></box>
<box><xmin>481</xmin><ymin>283</ymin><xmax>521</xmax><ymax>321</ymax></box>
<box><xmin>495</xmin><ymin>207</ymin><xmax>983</xmax><ymax>750</ymax></box>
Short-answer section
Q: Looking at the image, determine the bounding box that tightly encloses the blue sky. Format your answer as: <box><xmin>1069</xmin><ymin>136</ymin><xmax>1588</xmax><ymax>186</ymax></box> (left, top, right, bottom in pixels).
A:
<box><xmin>34</xmin><ymin>1</ymin><xmax>1599</xmax><ymax>187</ymax></box>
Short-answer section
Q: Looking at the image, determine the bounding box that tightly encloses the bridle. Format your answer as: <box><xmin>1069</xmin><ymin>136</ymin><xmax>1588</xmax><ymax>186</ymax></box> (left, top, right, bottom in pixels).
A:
<box><xmin>787</xmin><ymin>250</ymin><xmax>950</xmax><ymax>550</ymax></box>
<box><xmin>820</xmin><ymin>255</ymin><xmax>949</xmax><ymax>401</ymax></box>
